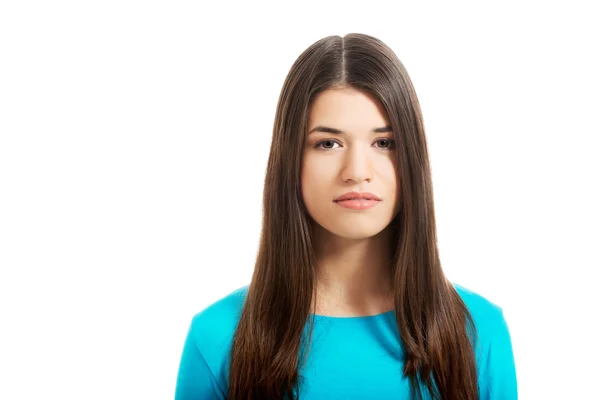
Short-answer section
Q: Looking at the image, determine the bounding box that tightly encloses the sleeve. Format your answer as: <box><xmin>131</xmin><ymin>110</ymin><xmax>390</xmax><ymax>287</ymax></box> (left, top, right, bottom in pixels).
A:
<box><xmin>174</xmin><ymin>318</ymin><xmax>225</xmax><ymax>400</ymax></box>
<box><xmin>481</xmin><ymin>308</ymin><xmax>518</xmax><ymax>400</ymax></box>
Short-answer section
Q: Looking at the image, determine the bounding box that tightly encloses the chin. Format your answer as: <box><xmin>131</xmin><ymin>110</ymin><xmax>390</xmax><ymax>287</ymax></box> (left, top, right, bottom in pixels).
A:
<box><xmin>326</xmin><ymin>224</ymin><xmax>389</xmax><ymax>240</ymax></box>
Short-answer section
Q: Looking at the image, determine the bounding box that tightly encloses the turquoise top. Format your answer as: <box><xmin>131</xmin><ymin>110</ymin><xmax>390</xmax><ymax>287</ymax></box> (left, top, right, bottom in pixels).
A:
<box><xmin>174</xmin><ymin>283</ymin><xmax>517</xmax><ymax>399</ymax></box>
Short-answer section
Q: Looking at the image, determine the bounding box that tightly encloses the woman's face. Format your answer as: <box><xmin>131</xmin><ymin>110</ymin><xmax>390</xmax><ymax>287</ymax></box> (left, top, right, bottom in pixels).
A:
<box><xmin>301</xmin><ymin>87</ymin><xmax>401</xmax><ymax>240</ymax></box>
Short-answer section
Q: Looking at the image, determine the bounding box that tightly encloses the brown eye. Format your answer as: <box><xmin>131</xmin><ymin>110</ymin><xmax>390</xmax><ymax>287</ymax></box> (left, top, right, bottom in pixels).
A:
<box><xmin>315</xmin><ymin>140</ymin><xmax>340</xmax><ymax>150</ymax></box>
<box><xmin>375</xmin><ymin>139</ymin><xmax>395</xmax><ymax>150</ymax></box>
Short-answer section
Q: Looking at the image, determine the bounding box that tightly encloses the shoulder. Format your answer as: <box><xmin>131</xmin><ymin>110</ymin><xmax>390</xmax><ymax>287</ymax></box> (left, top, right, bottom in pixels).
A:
<box><xmin>187</xmin><ymin>285</ymin><xmax>249</xmax><ymax>378</ymax></box>
<box><xmin>189</xmin><ymin>284</ymin><xmax>249</xmax><ymax>348</ymax></box>
<box><xmin>451</xmin><ymin>282</ymin><xmax>505</xmax><ymax>336</ymax></box>
<box><xmin>451</xmin><ymin>283</ymin><xmax>519</xmax><ymax>397</ymax></box>
<box><xmin>190</xmin><ymin>284</ymin><xmax>249</xmax><ymax>341</ymax></box>
<box><xmin>451</xmin><ymin>282</ymin><xmax>513</xmax><ymax>356</ymax></box>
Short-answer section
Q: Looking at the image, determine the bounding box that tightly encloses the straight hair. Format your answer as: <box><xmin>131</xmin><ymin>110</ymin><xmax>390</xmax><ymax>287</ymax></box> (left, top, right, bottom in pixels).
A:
<box><xmin>228</xmin><ymin>33</ymin><xmax>479</xmax><ymax>400</ymax></box>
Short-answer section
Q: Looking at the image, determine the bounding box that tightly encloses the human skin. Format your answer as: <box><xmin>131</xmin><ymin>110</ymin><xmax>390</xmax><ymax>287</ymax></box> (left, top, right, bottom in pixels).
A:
<box><xmin>301</xmin><ymin>86</ymin><xmax>401</xmax><ymax>316</ymax></box>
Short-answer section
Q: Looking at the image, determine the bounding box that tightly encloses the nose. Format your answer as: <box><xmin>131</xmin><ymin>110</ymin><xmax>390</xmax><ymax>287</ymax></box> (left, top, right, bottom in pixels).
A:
<box><xmin>341</xmin><ymin>144</ymin><xmax>373</xmax><ymax>183</ymax></box>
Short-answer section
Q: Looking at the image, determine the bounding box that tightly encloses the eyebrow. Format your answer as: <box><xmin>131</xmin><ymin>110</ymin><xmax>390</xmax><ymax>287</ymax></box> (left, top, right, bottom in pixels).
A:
<box><xmin>307</xmin><ymin>125</ymin><xmax>393</xmax><ymax>135</ymax></box>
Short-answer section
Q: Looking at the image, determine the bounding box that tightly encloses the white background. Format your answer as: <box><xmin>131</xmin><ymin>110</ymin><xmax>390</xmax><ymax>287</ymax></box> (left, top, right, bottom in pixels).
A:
<box><xmin>1</xmin><ymin>1</ymin><xmax>598</xmax><ymax>399</ymax></box>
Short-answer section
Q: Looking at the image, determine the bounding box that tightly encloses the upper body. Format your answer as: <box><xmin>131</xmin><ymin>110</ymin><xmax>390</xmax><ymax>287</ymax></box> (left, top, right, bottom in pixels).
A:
<box><xmin>174</xmin><ymin>283</ymin><xmax>518</xmax><ymax>399</ymax></box>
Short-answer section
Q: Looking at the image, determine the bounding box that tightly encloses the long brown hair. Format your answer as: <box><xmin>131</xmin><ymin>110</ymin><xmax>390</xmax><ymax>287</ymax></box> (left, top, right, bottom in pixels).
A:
<box><xmin>228</xmin><ymin>33</ymin><xmax>479</xmax><ymax>400</ymax></box>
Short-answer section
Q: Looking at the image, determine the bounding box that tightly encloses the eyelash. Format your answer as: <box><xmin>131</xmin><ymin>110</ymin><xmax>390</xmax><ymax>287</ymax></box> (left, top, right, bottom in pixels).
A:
<box><xmin>314</xmin><ymin>138</ymin><xmax>396</xmax><ymax>151</ymax></box>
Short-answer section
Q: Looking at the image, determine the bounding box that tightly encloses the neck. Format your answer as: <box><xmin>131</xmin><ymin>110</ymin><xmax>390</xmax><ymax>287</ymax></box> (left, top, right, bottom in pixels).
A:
<box><xmin>310</xmin><ymin>221</ymin><xmax>395</xmax><ymax>316</ymax></box>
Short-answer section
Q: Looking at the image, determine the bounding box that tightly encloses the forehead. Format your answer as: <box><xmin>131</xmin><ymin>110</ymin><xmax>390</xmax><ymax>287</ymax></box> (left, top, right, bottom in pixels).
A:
<box><xmin>308</xmin><ymin>88</ymin><xmax>390</xmax><ymax>127</ymax></box>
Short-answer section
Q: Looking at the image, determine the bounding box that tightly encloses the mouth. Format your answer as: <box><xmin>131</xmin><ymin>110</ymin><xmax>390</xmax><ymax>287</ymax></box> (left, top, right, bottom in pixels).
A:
<box><xmin>333</xmin><ymin>197</ymin><xmax>380</xmax><ymax>202</ymax></box>
<box><xmin>333</xmin><ymin>191</ymin><xmax>382</xmax><ymax>202</ymax></box>
<box><xmin>334</xmin><ymin>198</ymin><xmax>381</xmax><ymax>210</ymax></box>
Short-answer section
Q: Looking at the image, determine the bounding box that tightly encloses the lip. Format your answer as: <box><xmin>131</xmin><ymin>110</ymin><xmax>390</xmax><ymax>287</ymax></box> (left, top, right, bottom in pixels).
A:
<box><xmin>333</xmin><ymin>191</ymin><xmax>382</xmax><ymax>210</ymax></box>
<box><xmin>334</xmin><ymin>199</ymin><xmax>381</xmax><ymax>210</ymax></box>
<box><xmin>334</xmin><ymin>191</ymin><xmax>381</xmax><ymax>202</ymax></box>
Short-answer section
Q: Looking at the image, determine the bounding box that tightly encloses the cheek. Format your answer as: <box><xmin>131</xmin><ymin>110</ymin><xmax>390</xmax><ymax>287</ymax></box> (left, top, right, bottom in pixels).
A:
<box><xmin>301</xmin><ymin>157</ymin><xmax>331</xmax><ymax>201</ymax></box>
<box><xmin>300</xmin><ymin>159</ymin><xmax>314</xmax><ymax>199</ymax></box>
<box><xmin>374</xmin><ymin>159</ymin><xmax>397</xmax><ymax>182</ymax></box>
<box><xmin>302</xmin><ymin>154</ymin><xmax>325</xmax><ymax>181</ymax></box>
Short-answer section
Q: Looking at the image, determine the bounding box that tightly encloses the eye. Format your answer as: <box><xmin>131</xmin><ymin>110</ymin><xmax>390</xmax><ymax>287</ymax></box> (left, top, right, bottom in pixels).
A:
<box><xmin>374</xmin><ymin>138</ymin><xmax>396</xmax><ymax>150</ymax></box>
<box><xmin>313</xmin><ymin>138</ymin><xmax>396</xmax><ymax>151</ymax></box>
<box><xmin>314</xmin><ymin>139</ymin><xmax>341</xmax><ymax>150</ymax></box>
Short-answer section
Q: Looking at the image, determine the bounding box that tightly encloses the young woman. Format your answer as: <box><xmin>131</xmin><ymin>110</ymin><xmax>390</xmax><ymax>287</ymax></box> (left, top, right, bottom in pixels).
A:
<box><xmin>174</xmin><ymin>33</ymin><xmax>517</xmax><ymax>400</ymax></box>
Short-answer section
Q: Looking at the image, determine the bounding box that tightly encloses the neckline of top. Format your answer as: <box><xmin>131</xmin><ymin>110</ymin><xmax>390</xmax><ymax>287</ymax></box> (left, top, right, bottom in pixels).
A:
<box><xmin>308</xmin><ymin>309</ymin><xmax>395</xmax><ymax>323</ymax></box>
